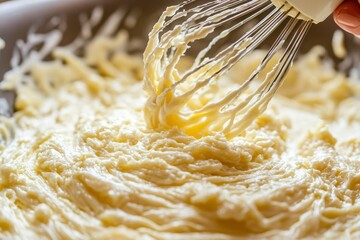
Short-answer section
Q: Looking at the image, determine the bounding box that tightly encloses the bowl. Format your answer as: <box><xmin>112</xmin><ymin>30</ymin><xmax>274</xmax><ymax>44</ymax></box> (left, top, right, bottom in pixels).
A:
<box><xmin>0</xmin><ymin>0</ymin><xmax>359</xmax><ymax>115</ymax></box>
<box><xmin>0</xmin><ymin>0</ymin><xmax>359</xmax><ymax>80</ymax></box>
<box><xmin>0</xmin><ymin>1</ymin><xmax>359</xmax><ymax>238</ymax></box>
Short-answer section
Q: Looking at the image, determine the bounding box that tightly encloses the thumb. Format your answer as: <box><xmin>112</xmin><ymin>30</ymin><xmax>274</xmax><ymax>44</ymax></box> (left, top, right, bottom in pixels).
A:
<box><xmin>333</xmin><ymin>0</ymin><xmax>360</xmax><ymax>36</ymax></box>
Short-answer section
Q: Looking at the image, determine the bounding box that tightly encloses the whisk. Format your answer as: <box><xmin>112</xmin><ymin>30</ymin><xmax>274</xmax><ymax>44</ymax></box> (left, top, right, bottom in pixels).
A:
<box><xmin>144</xmin><ymin>0</ymin><xmax>343</xmax><ymax>138</ymax></box>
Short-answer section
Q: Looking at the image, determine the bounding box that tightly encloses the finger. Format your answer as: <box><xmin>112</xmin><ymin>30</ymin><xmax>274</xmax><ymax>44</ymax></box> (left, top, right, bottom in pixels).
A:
<box><xmin>333</xmin><ymin>0</ymin><xmax>360</xmax><ymax>36</ymax></box>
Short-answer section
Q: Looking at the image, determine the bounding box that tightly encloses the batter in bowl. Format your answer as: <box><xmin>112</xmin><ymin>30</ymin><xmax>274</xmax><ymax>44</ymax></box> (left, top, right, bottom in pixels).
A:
<box><xmin>1</xmin><ymin>9</ymin><xmax>360</xmax><ymax>240</ymax></box>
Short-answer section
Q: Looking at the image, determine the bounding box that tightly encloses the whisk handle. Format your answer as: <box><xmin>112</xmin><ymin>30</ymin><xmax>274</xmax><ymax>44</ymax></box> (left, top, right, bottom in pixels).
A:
<box><xmin>286</xmin><ymin>0</ymin><xmax>344</xmax><ymax>23</ymax></box>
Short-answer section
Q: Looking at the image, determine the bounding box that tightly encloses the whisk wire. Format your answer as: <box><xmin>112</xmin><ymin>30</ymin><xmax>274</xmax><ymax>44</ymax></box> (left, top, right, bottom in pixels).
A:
<box><xmin>144</xmin><ymin>0</ymin><xmax>314</xmax><ymax>137</ymax></box>
<box><xmin>185</xmin><ymin>6</ymin><xmax>290</xmax><ymax>114</ymax></box>
<box><xmin>183</xmin><ymin>2</ymin><xmax>273</xmax><ymax>83</ymax></box>
<box><xmin>162</xmin><ymin>0</ymin><xmax>269</xmax><ymax>75</ymax></box>
<box><xmin>268</xmin><ymin>20</ymin><xmax>312</xmax><ymax>93</ymax></box>
<box><xmin>192</xmin><ymin>1</ymin><xmax>271</xmax><ymax>68</ymax></box>
<box><xmin>174</xmin><ymin>3</ymin><xmax>283</xmax><ymax>94</ymax></box>
<box><xmin>226</xmin><ymin>20</ymin><xmax>313</xmax><ymax>137</ymax></box>
<box><xmin>153</xmin><ymin>1</ymin><xmax>273</xmax><ymax>102</ymax></box>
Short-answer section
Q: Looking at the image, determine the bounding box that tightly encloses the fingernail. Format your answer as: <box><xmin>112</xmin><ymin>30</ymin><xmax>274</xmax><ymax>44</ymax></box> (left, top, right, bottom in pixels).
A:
<box><xmin>334</xmin><ymin>1</ymin><xmax>360</xmax><ymax>35</ymax></box>
<box><xmin>337</xmin><ymin>10</ymin><xmax>360</xmax><ymax>28</ymax></box>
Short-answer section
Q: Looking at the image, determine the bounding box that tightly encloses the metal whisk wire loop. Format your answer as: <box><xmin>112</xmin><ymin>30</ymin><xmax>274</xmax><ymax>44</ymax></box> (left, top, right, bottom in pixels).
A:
<box><xmin>144</xmin><ymin>0</ymin><xmax>313</xmax><ymax>138</ymax></box>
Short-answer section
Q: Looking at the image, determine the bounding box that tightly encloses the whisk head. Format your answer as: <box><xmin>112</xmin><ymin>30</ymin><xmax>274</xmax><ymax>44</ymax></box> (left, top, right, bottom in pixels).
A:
<box><xmin>144</xmin><ymin>0</ymin><xmax>312</xmax><ymax>138</ymax></box>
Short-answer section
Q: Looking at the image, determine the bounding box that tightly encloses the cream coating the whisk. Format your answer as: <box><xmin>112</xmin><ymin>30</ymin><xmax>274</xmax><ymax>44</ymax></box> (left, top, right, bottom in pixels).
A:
<box><xmin>144</xmin><ymin>0</ymin><xmax>314</xmax><ymax>138</ymax></box>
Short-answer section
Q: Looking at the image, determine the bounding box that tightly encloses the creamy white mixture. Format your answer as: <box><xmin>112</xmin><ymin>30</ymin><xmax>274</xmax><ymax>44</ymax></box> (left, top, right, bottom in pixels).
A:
<box><xmin>1</xmin><ymin>8</ymin><xmax>360</xmax><ymax>240</ymax></box>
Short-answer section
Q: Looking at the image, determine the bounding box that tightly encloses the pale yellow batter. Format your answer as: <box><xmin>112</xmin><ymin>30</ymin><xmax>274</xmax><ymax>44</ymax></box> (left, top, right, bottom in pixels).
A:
<box><xmin>1</xmin><ymin>13</ymin><xmax>360</xmax><ymax>240</ymax></box>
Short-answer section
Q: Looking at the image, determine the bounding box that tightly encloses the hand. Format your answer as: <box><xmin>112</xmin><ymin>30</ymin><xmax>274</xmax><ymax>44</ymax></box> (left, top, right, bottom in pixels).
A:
<box><xmin>334</xmin><ymin>0</ymin><xmax>360</xmax><ymax>36</ymax></box>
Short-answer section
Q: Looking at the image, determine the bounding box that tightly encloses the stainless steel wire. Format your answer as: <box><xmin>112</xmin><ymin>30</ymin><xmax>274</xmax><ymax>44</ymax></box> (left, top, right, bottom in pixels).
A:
<box><xmin>144</xmin><ymin>0</ymin><xmax>313</xmax><ymax>138</ymax></box>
